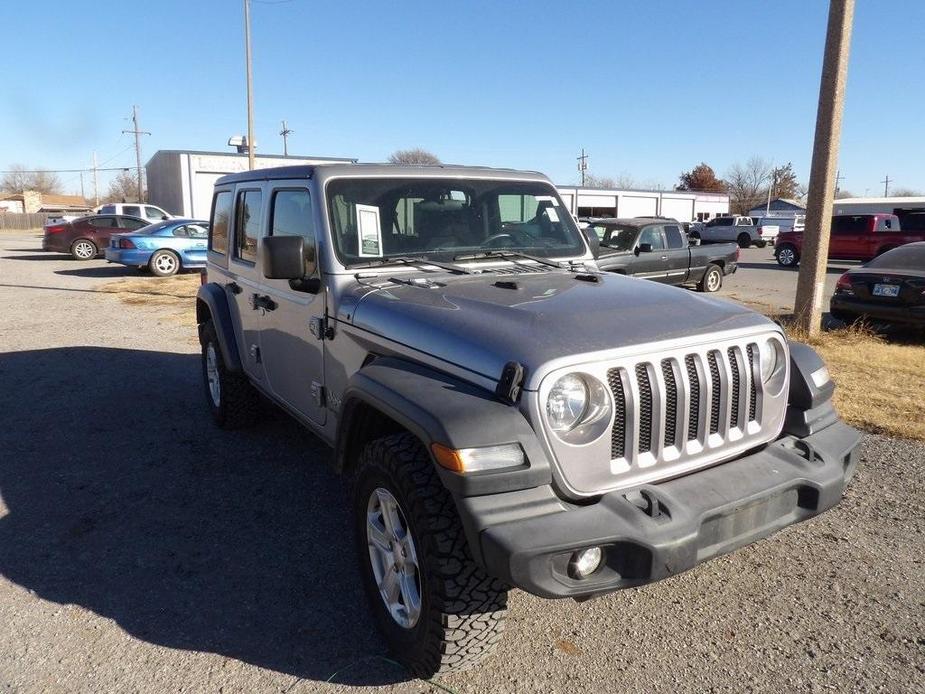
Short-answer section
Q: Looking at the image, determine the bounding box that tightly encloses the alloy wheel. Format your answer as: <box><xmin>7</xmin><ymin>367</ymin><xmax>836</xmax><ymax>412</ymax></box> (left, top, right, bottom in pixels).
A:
<box><xmin>366</xmin><ymin>487</ymin><xmax>422</xmax><ymax>629</ymax></box>
<box><xmin>73</xmin><ymin>241</ymin><xmax>95</xmax><ymax>259</ymax></box>
<box><xmin>153</xmin><ymin>253</ymin><xmax>178</xmax><ymax>275</ymax></box>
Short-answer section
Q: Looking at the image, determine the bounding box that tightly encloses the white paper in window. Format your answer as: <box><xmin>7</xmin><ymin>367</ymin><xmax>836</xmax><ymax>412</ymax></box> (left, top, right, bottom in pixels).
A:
<box><xmin>356</xmin><ymin>204</ymin><xmax>382</xmax><ymax>257</ymax></box>
<box><xmin>546</xmin><ymin>207</ymin><xmax>560</xmax><ymax>223</ymax></box>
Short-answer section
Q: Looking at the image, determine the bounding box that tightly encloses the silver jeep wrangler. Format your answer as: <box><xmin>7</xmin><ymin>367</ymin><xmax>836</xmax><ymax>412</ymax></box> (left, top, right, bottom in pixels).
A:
<box><xmin>196</xmin><ymin>164</ymin><xmax>861</xmax><ymax>675</ymax></box>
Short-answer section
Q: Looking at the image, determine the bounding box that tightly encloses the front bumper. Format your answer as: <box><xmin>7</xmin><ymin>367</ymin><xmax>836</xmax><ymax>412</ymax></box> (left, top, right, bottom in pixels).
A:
<box><xmin>831</xmin><ymin>296</ymin><xmax>925</xmax><ymax>326</ymax></box>
<box><xmin>470</xmin><ymin>420</ymin><xmax>861</xmax><ymax>599</ymax></box>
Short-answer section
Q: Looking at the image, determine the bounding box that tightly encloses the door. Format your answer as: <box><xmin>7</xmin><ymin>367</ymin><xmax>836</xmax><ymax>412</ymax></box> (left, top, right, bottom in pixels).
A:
<box><xmin>629</xmin><ymin>225</ymin><xmax>668</xmax><ymax>280</ymax></box>
<box><xmin>702</xmin><ymin>217</ymin><xmax>731</xmax><ymax>242</ymax></box>
<box><xmin>257</xmin><ymin>187</ymin><xmax>326</xmax><ymax>425</ymax></box>
<box><xmin>227</xmin><ymin>186</ymin><xmax>267</xmax><ymax>382</ymax></box>
<box><xmin>83</xmin><ymin>216</ymin><xmax>119</xmax><ymax>249</ymax></box>
<box><xmin>830</xmin><ymin>215</ymin><xmax>868</xmax><ymax>259</ymax></box>
<box><xmin>661</xmin><ymin>224</ymin><xmax>690</xmax><ymax>284</ymax></box>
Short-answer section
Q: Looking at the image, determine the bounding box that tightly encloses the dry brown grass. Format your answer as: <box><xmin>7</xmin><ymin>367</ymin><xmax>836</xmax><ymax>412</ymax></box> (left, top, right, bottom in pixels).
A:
<box><xmin>100</xmin><ymin>273</ymin><xmax>199</xmax><ymax>326</ymax></box>
<box><xmin>780</xmin><ymin>319</ymin><xmax>925</xmax><ymax>441</ymax></box>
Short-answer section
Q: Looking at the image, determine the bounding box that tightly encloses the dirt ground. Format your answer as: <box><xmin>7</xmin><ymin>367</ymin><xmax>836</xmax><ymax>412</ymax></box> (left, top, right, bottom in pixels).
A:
<box><xmin>1</xmin><ymin>233</ymin><xmax>923</xmax><ymax>693</ymax></box>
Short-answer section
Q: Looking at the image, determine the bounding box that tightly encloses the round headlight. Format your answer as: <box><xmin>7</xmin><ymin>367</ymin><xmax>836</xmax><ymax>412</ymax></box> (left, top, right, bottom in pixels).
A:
<box><xmin>546</xmin><ymin>374</ymin><xmax>589</xmax><ymax>432</ymax></box>
<box><xmin>757</xmin><ymin>337</ymin><xmax>787</xmax><ymax>392</ymax></box>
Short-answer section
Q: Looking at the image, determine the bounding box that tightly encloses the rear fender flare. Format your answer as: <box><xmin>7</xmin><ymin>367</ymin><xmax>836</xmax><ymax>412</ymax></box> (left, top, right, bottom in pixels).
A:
<box><xmin>196</xmin><ymin>282</ymin><xmax>242</xmax><ymax>372</ymax></box>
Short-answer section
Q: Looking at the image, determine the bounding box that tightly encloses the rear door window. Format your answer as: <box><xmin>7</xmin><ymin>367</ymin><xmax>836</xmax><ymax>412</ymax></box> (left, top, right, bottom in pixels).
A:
<box><xmin>120</xmin><ymin>218</ymin><xmax>147</xmax><ymax>230</ymax></box>
<box><xmin>831</xmin><ymin>216</ymin><xmax>869</xmax><ymax>234</ymax></box>
<box><xmin>233</xmin><ymin>189</ymin><xmax>263</xmax><ymax>264</ymax></box>
<box><xmin>99</xmin><ymin>204</ymin><xmax>116</xmax><ymax>214</ymax></box>
<box><xmin>209</xmin><ymin>191</ymin><xmax>233</xmax><ymax>254</ymax></box>
<box><xmin>664</xmin><ymin>225</ymin><xmax>685</xmax><ymax>249</ymax></box>
<box><xmin>89</xmin><ymin>217</ymin><xmax>117</xmax><ymax>228</ymax></box>
<box><xmin>145</xmin><ymin>206</ymin><xmax>165</xmax><ymax>220</ymax></box>
<box><xmin>122</xmin><ymin>205</ymin><xmax>142</xmax><ymax>217</ymax></box>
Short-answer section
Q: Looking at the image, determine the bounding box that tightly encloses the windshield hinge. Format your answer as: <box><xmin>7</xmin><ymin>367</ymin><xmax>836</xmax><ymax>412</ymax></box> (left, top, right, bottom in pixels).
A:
<box><xmin>309</xmin><ymin>316</ymin><xmax>335</xmax><ymax>340</ymax></box>
<box><xmin>495</xmin><ymin>361</ymin><xmax>526</xmax><ymax>404</ymax></box>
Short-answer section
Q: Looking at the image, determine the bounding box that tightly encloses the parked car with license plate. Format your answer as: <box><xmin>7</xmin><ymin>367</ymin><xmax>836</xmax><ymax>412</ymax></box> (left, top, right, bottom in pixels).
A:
<box><xmin>586</xmin><ymin>217</ymin><xmax>739</xmax><ymax>292</ymax></box>
<box><xmin>105</xmin><ymin>218</ymin><xmax>210</xmax><ymax>276</ymax></box>
<box><xmin>42</xmin><ymin>215</ymin><xmax>149</xmax><ymax>260</ymax></box>
<box><xmin>830</xmin><ymin>242</ymin><xmax>925</xmax><ymax>327</ymax></box>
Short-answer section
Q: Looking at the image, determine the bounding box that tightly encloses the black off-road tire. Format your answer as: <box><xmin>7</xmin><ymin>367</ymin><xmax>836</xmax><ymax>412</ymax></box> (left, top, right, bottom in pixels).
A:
<box><xmin>353</xmin><ymin>432</ymin><xmax>508</xmax><ymax>677</ymax></box>
<box><xmin>737</xmin><ymin>233</ymin><xmax>752</xmax><ymax>249</ymax></box>
<box><xmin>698</xmin><ymin>263</ymin><xmax>723</xmax><ymax>292</ymax></box>
<box><xmin>200</xmin><ymin>320</ymin><xmax>260</xmax><ymax>429</ymax></box>
<box><xmin>755</xmin><ymin>240</ymin><xmax>768</xmax><ymax>248</ymax></box>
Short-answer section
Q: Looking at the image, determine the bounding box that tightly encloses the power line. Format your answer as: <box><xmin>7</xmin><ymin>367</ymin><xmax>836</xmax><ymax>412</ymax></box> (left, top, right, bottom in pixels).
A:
<box><xmin>881</xmin><ymin>174</ymin><xmax>891</xmax><ymax>197</ymax></box>
<box><xmin>0</xmin><ymin>166</ymin><xmax>131</xmax><ymax>174</ymax></box>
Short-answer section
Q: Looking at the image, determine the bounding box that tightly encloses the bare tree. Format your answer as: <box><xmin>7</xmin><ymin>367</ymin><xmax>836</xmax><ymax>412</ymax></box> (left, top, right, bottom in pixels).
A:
<box><xmin>726</xmin><ymin>156</ymin><xmax>772</xmax><ymax>214</ymax></box>
<box><xmin>388</xmin><ymin>148</ymin><xmax>441</xmax><ymax>165</ymax></box>
<box><xmin>834</xmin><ymin>189</ymin><xmax>856</xmax><ymax>199</ymax></box>
<box><xmin>890</xmin><ymin>187</ymin><xmax>922</xmax><ymax>197</ymax></box>
<box><xmin>1</xmin><ymin>164</ymin><xmax>63</xmax><ymax>194</ymax></box>
<box><xmin>584</xmin><ymin>172</ymin><xmax>637</xmax><ymax>189</ymax></box>
<box><xmin>104</xmin><ymin>170</ymin><xmax>144</xmax><ymax>203</ymax></box>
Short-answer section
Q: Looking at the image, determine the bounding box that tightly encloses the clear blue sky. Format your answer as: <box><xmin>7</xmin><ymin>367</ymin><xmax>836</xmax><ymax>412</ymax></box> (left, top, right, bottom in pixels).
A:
<box><xmin>2</xmin><ymin>0</ymin><xmax>922</xmax><ymax>196</ymax></box>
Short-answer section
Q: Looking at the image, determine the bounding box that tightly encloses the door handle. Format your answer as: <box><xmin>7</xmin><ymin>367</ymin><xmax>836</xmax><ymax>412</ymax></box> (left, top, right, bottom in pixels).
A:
<box><xmin>251</xmin><ymin>294</ymin><xmax>277</xmax><ymax>312</ymax></box>
<box><xmin>660</xmin><ymin>255</ymin><xmax>668</xmax><ymax>260</ymax></box>
<box><xmin>227</xmin><ymin>281</ymin><xmax>242</xmax><ymax>295</ymax></box>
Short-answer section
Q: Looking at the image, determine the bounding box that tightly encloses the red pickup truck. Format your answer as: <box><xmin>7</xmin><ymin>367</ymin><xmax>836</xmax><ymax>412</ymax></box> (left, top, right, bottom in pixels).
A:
<box><xmin>775</xmin><ymin>214</ymin><xmax>925</xmax><ymax>267</ymax></box>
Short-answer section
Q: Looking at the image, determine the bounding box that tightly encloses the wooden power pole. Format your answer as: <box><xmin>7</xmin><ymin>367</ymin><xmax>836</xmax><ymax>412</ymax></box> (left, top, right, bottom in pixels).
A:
<box><xmin>122</xmin><ymin>105</ymin><xmax>150</xmax><ymax>202</ymax></box>
<box><xmin>793</xmin><ymin>0</ymin><xmax>855</xmax><ymax>335</ymax></box>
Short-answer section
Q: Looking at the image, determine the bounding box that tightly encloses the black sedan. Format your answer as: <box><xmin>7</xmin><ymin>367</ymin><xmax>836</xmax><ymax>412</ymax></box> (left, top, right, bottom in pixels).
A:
<box><xmin>830</xmin><ymin>242</ymin><xmax>925</xmax><ymax>327</ymax></box>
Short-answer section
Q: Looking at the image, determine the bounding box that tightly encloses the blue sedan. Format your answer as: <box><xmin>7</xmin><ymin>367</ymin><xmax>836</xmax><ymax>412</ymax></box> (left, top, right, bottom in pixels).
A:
<box><xmin>106</xmin><ymin>218</ymin><xmax>210</xmax><ymax>276</ymax></box>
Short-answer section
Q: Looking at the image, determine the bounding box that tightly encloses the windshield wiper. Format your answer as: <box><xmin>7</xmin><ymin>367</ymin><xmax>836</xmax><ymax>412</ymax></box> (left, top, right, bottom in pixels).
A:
<box><xmin>452</xmin><ymin>250</ymin><xmax>567</xmax><ymax>269</ymax></box>
<box><xmin>348</xmin><ymin>255</ymin><xmax>472</xmax><ymax>274</ymax></box>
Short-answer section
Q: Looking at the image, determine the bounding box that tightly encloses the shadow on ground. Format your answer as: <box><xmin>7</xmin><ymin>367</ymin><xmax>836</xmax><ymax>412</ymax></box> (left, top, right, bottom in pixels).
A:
<box><xmin>55</xmin><ymin>266</ymin><xmax>139</xmax><ymax>278</ymax></box>
<box><xmin>0</xmin><ymin>347</ymin><xmax>404</xmax><ymax>687</ymax></box>
<box><xmin>1</xmin><ymin>253</ymin><xmax>69</xmax><ymax>261</ymax></box>
<box><xmin>735</xmin><ymin>262</ymin><xmax>855</xmax><ymax>274</ymax></box>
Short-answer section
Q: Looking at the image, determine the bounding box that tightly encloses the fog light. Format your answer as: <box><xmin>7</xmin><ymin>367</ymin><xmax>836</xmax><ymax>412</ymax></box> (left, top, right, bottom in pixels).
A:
<box><xmin>569</xmin><ymin>546</ymin><xmax>603</xmax><ymax>579</ymax></box>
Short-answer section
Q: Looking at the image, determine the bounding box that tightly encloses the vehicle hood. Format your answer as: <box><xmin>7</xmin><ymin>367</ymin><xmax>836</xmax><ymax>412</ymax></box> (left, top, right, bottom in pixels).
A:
<box><xmin>347</xmin><ymin>271</ymin><xmax>772</xmax><ymax>388</ymax></box>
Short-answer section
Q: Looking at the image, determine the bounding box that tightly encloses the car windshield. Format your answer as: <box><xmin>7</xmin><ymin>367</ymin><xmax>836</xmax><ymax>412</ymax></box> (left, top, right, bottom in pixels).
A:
<box><xmin>326</xmin><ymin>178</ymin><xmax>585</xmax><ymax>266</ymax></box>
<box><xmin>598</xmin><ymin>225</ymin><xmax>639</xmax><ymax>252</ymax></box>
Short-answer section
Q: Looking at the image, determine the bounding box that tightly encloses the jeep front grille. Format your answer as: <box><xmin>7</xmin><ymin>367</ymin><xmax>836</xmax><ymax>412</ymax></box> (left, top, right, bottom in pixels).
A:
<box><xmin>535</xmin><ymin>331</ymin><xmax>789</xmax><ymax>496</ymax></box>
<box><xmin>607</xmin><ymin>345</ymin><xmax>760</xmax><ymax>466</ymax></box>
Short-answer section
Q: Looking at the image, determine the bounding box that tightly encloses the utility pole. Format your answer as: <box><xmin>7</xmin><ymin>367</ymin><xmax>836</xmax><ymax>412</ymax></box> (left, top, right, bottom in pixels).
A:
<box><xmin>80</xmin><ymin>172</ymin><xmax>85</xmax><ymax>201</ymax></box>
<box><xmin>793</xmin><ymin>0</ymin><xmax>854</xmax><ymax>336</ymax></box>
<box><xmin>122</xmin><ymin>105</ymin><xmax>151</xmax><ymax>202</ymax></box>
<box><xmin>835</xmin><ymin>169</ymin><xmax>845</xmax><ymax>193</ymax></box>
<box><xmin>881</xmin><ymin>175</ymin><xmax>891</xmax><ymax>197</ymax></box>
<box><xmin>279</xmin><ymin>120</ymin><xmax>293</xmax><ymax>156</ymax></box>
<box><xmin>244</xmin><ymin>0</ymin><xmax>256</xmax><ymax>170</ymax></box>
<box><xmin>91</xmin><ymin>152</ymin><xmax>99</xmax><ymax>207</ymax></box>
<box><xmin>577</xmin><ymin>148</ymin><xmax>589</xmax><ymax>186</ymax></box>
<box><xmin>765</xmin><ymin>165</ymin><xmax>776</xmax><ymax>215</ymax></box>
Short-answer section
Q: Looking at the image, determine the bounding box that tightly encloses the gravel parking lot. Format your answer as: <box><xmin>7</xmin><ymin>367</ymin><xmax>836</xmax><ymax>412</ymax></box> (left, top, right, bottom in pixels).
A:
<box><xmin>1</xmin><ymin>232</ymin><xmax>923</xmax><ymax>693</ymax></box>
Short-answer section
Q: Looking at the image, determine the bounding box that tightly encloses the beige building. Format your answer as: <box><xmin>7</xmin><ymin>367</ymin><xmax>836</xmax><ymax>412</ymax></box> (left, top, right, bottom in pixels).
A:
<box><xmin>0</xmin><ymin>191</ymin><xmax>92</xmax><ymax>215</ymax></box>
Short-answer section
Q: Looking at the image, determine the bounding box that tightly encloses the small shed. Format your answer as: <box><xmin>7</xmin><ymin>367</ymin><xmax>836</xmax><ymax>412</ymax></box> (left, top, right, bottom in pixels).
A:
<box><xmin>748</xmin><ymin>198</ymin><xmax>806</xmax><ymax>218</ymax></box>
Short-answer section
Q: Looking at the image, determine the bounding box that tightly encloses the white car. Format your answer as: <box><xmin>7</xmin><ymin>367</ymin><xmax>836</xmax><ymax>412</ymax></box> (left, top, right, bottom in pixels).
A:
<box><xmin>96</xmin><ymin>203</ymin><xmax>173</xmax><ymax>223</ymax></box>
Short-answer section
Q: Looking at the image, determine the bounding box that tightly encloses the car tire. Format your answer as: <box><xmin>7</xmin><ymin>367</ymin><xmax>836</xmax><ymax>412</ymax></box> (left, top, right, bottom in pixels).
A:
<box><xmin>70</xmin><ymin>239</ymin><xmax>97</xmax><ymax>261</ymax></box>
<box><xmin>353</xmin><ymin>432</ymin><xmax>508</xmax><ymax>677</ymax></box>
<box><xmin>775</xmin><ymin>244</ymin><xmax>799</xmax><ymax>267</ymax></box>
<box><xmin>150</xmin><ymin>250</ymin><xmax>181</xmax><ymax>277</ymax></box>
<box><xmin>200</xmin><ymin>320</ymin><xmax>260</xmax><ymax>429</ymax></box>
<box><xmin>756</xmin><ymin>240</ymin><xmax>768</xmax><ymax>248</ymax></box>
<box><xmin>698</xmin><ymin>264</ymin><xmax>723</xmax><ymax>293</ymax></box>
<box><xmin>737</xmin><ymin>233</ymin><xmax>752</xmax><ymax>249</ymax></box>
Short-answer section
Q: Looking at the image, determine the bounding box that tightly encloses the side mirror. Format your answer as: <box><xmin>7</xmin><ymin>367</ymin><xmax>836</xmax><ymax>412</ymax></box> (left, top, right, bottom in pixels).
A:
<box><xmin>637</xmin><ymin>243</ymin><xmax>653</xmax><ymax>254</ymax></box>
<box><xmin>582</xmin><ymin>227</ymin><xmax>600</xmax><ymax>259</ymax></box>
<box><xmin>262</xmin><ymin>235</ymin><xmax>308</xmax><ymax>280</ymax></box>
<box><xmin>161</xmin><ymin>215</ymin><xmax>169</xmax><ymax>221</ymax></box>
<box><xmin>689</xmin><ymin>236</ymin><xmax>701</xmax><ymax>246</ymax></box>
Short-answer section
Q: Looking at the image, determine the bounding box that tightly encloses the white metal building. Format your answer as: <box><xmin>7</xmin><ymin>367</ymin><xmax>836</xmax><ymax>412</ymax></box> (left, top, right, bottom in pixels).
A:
<box><xmin>831</xmin><ymin>196</ymin><xmax>925</xmax><ymax>216</ymax></box>
<box><xmin>145</xmin><ymin>150</ymin><xmax>356</xmax><ymax>218</ymax></box>
<box><xmin>555</xmin><ymin>185</ymin><xmax>729</xmax><ymax>222</ymax></box>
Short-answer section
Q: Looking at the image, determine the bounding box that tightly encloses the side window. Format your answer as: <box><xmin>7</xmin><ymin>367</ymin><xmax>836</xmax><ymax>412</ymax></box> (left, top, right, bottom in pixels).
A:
<box><xmin>90</xmin><ymin>217</ymin><xmax>116</xmax><ymax>228</ymax></box>
<box><xmin>639</xmin><ymin>226</ymin><xmax>665</xmax><ymax>250</ymax></box>
<box><xmin>270</xmin><ymin>189</ymin><xmax>317</xmax><ymax>275</ymax></box>
<box><xmin>145</xmin><ymin>206</ymin><xmax>165</xmax><ymax>219</ymax></box>
<box><xmin>122</xmin><ymin>205</ymin><xmax>142</xmax><ymax>217</ymax></box>
<box><xmin>234</xmin><ymin>189</ymin><xmax>263</xmax><ymax>264</ymax></box>
<box><xmin>186</xmin><ymin>223</ymin><xmax>209</xmax><ymax>238</ymax></box>
<box><xmin>99</xmin><ymin>204</ymin><xmax>116</xmax><ymax>214</ymax></box>
<box><xmin>121</xmin><ymin>218</ymin><xmax>147</xmax><ymax>230</ymax></box>
<box><xmin>209</xmin><ymin>191</ymin><xmax>233</xmax><ymax>254</ymax></box>
<box><xmin>172</xmin><ymin>225</ymin><xmax>190</xmax><ymax>237</ymax></box>
<box><xmin>664</xmin><ymin>225</ymin><xmax>684</xmax><ymax>249</ymax></box>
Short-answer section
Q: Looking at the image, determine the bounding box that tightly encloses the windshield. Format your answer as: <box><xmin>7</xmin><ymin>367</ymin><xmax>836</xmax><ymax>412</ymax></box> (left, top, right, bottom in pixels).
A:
<box><xmin>326</xmin><ymin>178</ymin><xmax>585</xmax><ymax>266</ymax></box>
<box><xmin>597</xmin><ymin>225</ymin><xmax>639</xmax><ymax>252</ymax></box>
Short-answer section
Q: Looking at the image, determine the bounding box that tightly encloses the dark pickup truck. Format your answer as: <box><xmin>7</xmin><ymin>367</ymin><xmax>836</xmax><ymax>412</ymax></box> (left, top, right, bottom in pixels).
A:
<box><xmin>585</xmin><ymin>217</ymin><xmax>739</xmax><ymax>292</ymax></box>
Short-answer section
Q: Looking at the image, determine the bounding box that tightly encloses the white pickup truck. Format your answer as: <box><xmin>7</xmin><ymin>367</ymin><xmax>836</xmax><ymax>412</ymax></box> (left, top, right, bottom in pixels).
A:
<box><xmin>691</xmin><ymin>215</ymin><xmax>783</xmax><ymax>248</ymax></box>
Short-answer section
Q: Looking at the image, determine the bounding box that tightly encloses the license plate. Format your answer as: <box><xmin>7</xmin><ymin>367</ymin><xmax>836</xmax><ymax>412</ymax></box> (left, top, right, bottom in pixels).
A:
<box><xmin>873</xmin><ymin>283</ymin><xmax>899</xmax><ymax>297</ymax></box>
